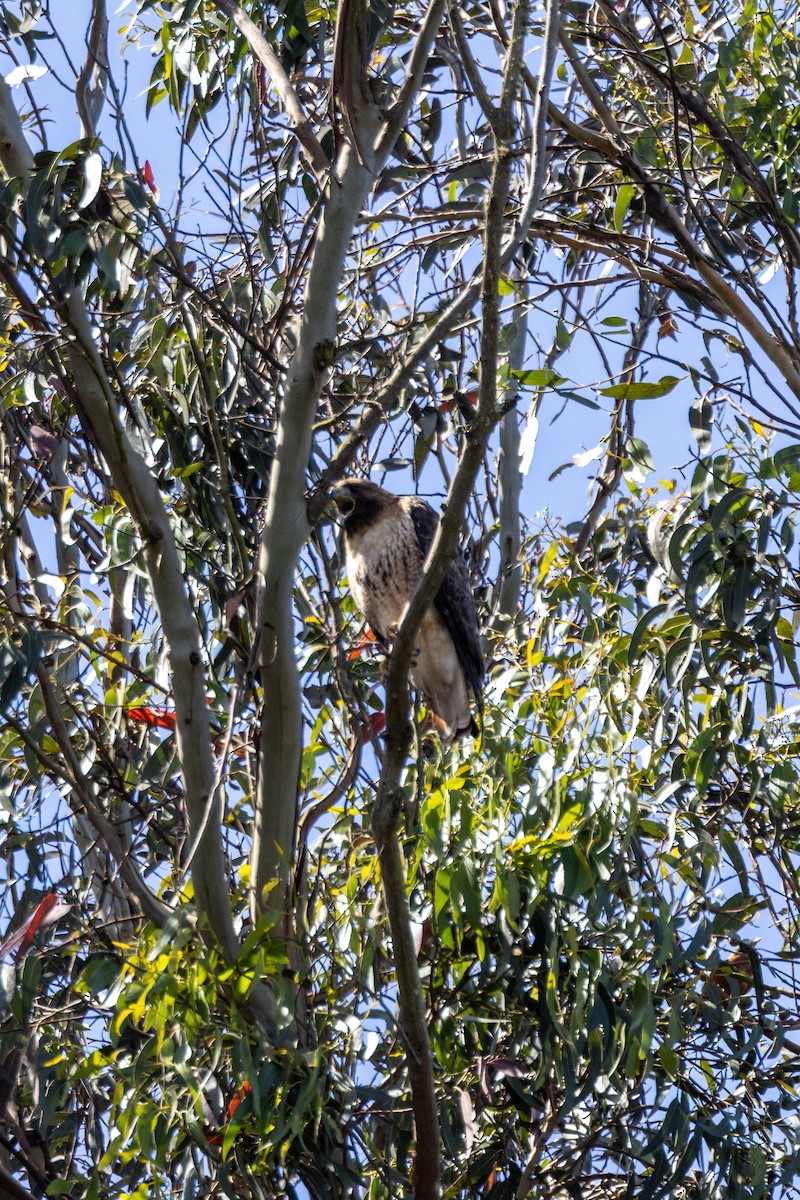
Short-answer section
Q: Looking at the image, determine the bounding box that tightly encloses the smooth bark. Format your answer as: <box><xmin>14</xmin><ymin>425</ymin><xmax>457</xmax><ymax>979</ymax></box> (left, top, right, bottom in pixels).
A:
<box><xmin>0</xmin><ymin>79</ymin><xmax>248</xmax><ymax>978</ymax></box>
<box><xmin>251</xmin><ymin>0</ymin><xmax>449</xmax><ymax>924</ymax></box>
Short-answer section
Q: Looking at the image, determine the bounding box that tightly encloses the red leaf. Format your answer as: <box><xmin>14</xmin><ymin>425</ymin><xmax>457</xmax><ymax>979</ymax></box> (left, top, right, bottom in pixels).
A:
<box><xmin>347</xmin><ymin>630</ymin><xmax>377</xmax><ymax>660</ymax></box>
<box><xmin>127</xmin><ymin>707</ymin><xmax>177</xmax><ymax>731</ymax></box>
<box><xmin>657</xmin><ymin>310</ymin><xmax>678</xmax><ymax>340</ymax></box>
<box><xmin>206</xmin><ymin>1081</ymin><xmax>252</xmax><ymax>1144</ymax></box>
<box><xmin>226</xmin><ymin>1080</ymin><xmax>252</xmax><ymax>1120</ymax></box>
<box><xmin>0</xmin><ymin>893</ymin><xmax>70</xmax><ymax>961</ymax></box>
<box><xmin>359</xmin><ymin>711</ymin><xmax>386</xmax><ymax>744</ymax></box>
<box><xmin>418</xmin><ymin>916</ymin><xmax>433</xmax><ymax>953</ymax></box>
<box><xmin>255</xmin><ymin>63</ymin><xmax>268</xmax><ymax>104</ymax></box>
<box><xmin>22</xmin><ymin>893</ymin><xmax>58</xmax><ymax>952</ymax></box>
<box><xmin>438</xmin><ymin>388</ymin><xmax>478</xmax><ymax>416</ymax></box>
<box><xmin>142</xmin><ymin>160</ymin><xmax>157</xmax><ymax>192</ymax></box>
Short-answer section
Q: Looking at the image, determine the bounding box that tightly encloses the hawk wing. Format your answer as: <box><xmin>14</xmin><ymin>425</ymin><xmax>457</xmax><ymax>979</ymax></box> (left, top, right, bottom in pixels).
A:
<box><xmin>404</xmin><ymin>496</ymin><xmax>484</xmax><ymax>711</ymax></box>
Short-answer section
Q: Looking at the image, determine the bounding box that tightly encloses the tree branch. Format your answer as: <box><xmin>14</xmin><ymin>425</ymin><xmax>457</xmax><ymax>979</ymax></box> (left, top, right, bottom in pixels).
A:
<box><xmin>558</xmin><ymin>28</ymin><xmax>800</xmax><ymax>405</ymax></box>
<box><xmin>517</xmin><ymin>0</ymin><xmax>560</xmax><ymax>229</ymax></box>
<box><xmin>575</xmin><ymin>284</ymin><xmax>657</xmax><ymax>554</ymax></box>
<box><xmin>377</xmin><ymin>0</ymin><xmax>448</xmax><ymax>162</ymax></box>
<box><xmin>493</xmin><ymin>270</ymin><xmax>528</xmax><ymax>633</ymax></box>
<box><xmin>370</xmin><ymin>1</ymin><xmax>539</xmax><ymax>1194</ymax></box>
<box><xmin>446</xmin><ymin>0</ymin><xmax>498</xmax><ymax>127</ymax></box>
<box><xmin>0</xmin><ymin>1159</ymin><xmax>38</xmax><ymax>1200</ymax></box>
<box><xmin>0</xmin><ymin>78</ymin><xmax>246</xmax><ymax>975</ymax></box>
<box><xmin>251</xmin><ymin>0</ymin><xmax>445</xmax><ymax>949</ymax></box>
<box><xmin>76</xmin><ymin>0</ymin><xmax>108</xmax><ymax>139</ymax></box>
<box><xmin>312</xmin><ymin>0</ymin><xmax>559</xmax><ymax>511</ymax></box>
<box><xmin>252</xmin><ymin>112</ymin><xmax>381</xmax><ymax>925</ymax></box>
<box><xmin>596</xmin><ymin>0</ymin><xmax>800</xmax><ymax>265</ymax></box>
<box><xmin>211</xmin><ymin>0</ymin><xmax>331</xmax><ymax>184</ymax></box>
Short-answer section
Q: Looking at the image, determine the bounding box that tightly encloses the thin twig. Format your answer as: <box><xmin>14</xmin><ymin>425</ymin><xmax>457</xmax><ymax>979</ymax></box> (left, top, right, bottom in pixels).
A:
<box><xmin>211</xmin><ymin>0</ymin><xmax>331</xmax><ymax>184</ymax></box>
<box><xmin>30</xmin><ymin>669</ymin><xmax>174</xmax><ymax>929</ymax></box>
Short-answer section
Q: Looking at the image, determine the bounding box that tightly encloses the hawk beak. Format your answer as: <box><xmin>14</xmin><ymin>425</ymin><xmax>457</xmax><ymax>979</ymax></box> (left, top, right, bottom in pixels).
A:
<box><xmin>330</xmin><ymin>487</ymin><xmax>354</xmax><ymax>516</ymax></box>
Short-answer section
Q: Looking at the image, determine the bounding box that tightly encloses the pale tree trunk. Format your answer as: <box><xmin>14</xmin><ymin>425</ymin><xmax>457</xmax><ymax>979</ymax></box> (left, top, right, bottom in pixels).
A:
<box><xmin>248</xmin><ymin>0</ymin><xmax>449</xmax><ymax>927</ymax></box>
<box><xmin>0</xmin><ymin>80</ymin><xmax>269</xmax><ymax>1018</ymax></box>
<box><xmin>252</xmin><ymin>133</ymin><xmax>379</xmax><ymax>925</ymax></box>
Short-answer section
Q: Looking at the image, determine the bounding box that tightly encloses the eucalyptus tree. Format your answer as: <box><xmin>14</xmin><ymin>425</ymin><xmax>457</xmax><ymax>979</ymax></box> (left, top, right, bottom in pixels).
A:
<box><xmin>1</xmin><ymin>1</ymin><xmax>800</xmax><ymax>1198</ymax></box>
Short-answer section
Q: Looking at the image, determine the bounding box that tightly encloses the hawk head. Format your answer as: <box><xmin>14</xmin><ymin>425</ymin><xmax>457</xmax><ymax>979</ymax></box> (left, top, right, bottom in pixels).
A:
<box><xmin>331</xmin><ymin>479</ymin><xmax>395</xmax><ymax>532</ymax></box>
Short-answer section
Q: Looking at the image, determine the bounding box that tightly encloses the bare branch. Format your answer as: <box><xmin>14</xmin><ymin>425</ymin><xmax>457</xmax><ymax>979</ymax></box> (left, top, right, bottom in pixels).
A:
<box><xmin>0</xmin><ymin>1159</ymin><xmax>38</xmax><ymax>1200</ymax></box>
<box><xmin>493</xmin><ymin>271</ymin><xmax>528</xmax><ymax>632</ymax></box>
<box><xmin>446</xmin><ymin>0</ymin><xmax>498</xmax><ymax>126</ymax></box>
<box><xmin>558</xmin><ymin>30</ymin><xmax>800</xmax><ymax>406</ymax></box>
<box><xmin>377</xmin><ymin>0</ymin><xmax>448</xmax><ymax>163</ymax></box>
<box><xmin>312</xmin><ymin>0</ymin><xmax>559</xmax><ymax>507</ymax></box>
<box><xmin>518</xmin><ymin>0</ymin><xmax>560</xmax><ymax>225</ymax></box>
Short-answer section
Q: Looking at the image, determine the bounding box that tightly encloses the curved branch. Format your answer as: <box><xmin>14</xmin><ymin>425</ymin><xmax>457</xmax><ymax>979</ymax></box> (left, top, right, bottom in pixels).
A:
<box><xmin>377</xmin><ymin>0</ymin><xmax>448</xmax><ymax>163</ymax></box>
<box><xmin>596</xmin><ymin>0</ymin><xmax>800</xmax><ymax>265</ymax></box>
<box><xmin>446</xmin><ymin>0</ymin><xmax>498</xmax><ymax>127</ymax></box>
<box><xmin>371</xmin><ymin>1</ymin><xmax>546</xmax><ymax>1194</ymax></box>
<box><xmin>557</xmin><ymin>29</ymin><xmax>800</xmax><ymax>406</ymax></box>
<box><xmin>0</xmin><ymin>79</ymin><xmax>245</xmax><ymax>975</ymax></box>
<box><xmin>212</xmin><ymin>0</ymin><xmax>330</xmax><ymax>184</ymax></box>
<box><xmin>60</xmin><ymin>297</ymin><xmax>243</xmax><ymax>962</ymax></box>
<box><xmin>252</xmin><ymin>125</ymin><xmax>381</xmax><ymax>925</ymax></box>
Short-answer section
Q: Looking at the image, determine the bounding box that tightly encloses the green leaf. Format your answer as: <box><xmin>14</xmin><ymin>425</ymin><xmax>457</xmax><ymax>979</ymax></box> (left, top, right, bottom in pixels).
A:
<box><xmin>723</xmin><ymin>558</ymin><xmax>752</xmax><ymax>631</ymax></box>
<box><xmin>626</xmin><ymin>437</ymin><xmax>654</xmax><ymax>476</ymax></box>
<box><xmin>689</xmin><ymin>393</ymin><xmax>713</xmax><ymax>453</ymax></box>
<box><xmin>510</xmin><ymin>368</ymin><xmax>557</xmax><ymax>387</ymax></box>
<box><xmin>774</xmin><ymin>444</ymin><xmax>800</xmax><ymax>476</ymax></box>
<box><xmin>599</xmin><ymin>376</ymin><xmax>681</xmax><ymax>401</ymax></box>
<box><xmin>659</xmin><ymin>1043</ymin><xmax>678</xmax><ymax>1080</ymax></box>
<box><xmin>613</xmin><ymin>183</ymin><xmax>636</xmax><ymax>232</ymax></box>
<box><xmin>77</xmin><ymin>151</ymin><xmax>103</xmax><ymax>209</ymax></box>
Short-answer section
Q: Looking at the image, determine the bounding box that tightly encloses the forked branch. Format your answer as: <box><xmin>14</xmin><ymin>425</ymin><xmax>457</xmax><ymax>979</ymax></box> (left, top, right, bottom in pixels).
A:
<box><xmin>370</xmin><ymin>1</ymin><xmax>558</xmax><ymax>1195</ymax></box>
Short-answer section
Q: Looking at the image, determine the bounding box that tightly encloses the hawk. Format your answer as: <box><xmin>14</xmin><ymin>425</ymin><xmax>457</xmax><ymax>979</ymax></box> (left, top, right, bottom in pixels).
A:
<box><xmin>332</xmin><ymin>479</ymin><xmax>483</xmax><ymax>741</ymax></box>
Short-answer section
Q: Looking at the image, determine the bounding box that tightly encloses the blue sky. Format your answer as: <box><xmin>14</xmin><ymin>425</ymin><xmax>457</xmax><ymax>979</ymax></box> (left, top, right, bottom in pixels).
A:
<box><xmin>5</xmin><ymin>0</ymin><xmax>723</xmax><ymax>536</ymax></box>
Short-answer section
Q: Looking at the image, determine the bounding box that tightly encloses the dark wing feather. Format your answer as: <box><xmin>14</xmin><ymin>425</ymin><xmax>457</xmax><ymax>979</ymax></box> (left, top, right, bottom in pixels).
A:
<box><xmin>407</xmin><ymin>497</ymin><xmax>484</xmax><ymax>709</ymax></box>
